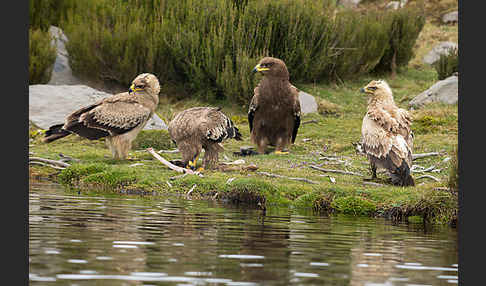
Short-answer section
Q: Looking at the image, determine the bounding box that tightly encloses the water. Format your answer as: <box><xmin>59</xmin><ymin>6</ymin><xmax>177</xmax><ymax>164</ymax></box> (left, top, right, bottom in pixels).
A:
<box><xmin>29</xmin><ymin>181</ymin><xmax>458</xmax><ymax>285</ymax></box>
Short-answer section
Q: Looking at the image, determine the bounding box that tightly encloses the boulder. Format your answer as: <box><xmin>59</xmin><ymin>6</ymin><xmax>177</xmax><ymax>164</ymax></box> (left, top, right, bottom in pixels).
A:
<box><xmin>423</xmin><ymin>42</ymin><xmax>458</xmax><ymax>65</ymax></box>
<box><xmin>409</xmin><ymin>75</ymin><xmax>458</xmax><ymax>108</ymax></box>
<box><xmin>29</xmin><ymin>84</ymin><xmax>168</xmax><ymax>130</ymax></box>
<box><xmin>47</xmin><ymin>26</ymin><xmax>82</xmax><ymax>85</ymax></box>
<box><xmin>385</xmin><ymin>0</ymin><xmax>407</xmax><ymax>10</ymax></box>
<box><xmin>442</xmin><ymin>11</ymin><xmax>458</xmax><ymax>24</ymax></box>
<box><xmin>298</xmin><ymin>91</ymin><xmax>318</xmax><ymax>115</ymax></box>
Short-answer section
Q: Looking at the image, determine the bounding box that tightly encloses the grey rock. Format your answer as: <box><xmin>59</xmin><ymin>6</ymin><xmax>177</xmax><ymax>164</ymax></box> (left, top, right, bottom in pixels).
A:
<box><xmin>385</xmin><ymin>1</ymin><xmax>401</xmax><ymax>10</ymax></box>
<box><xmin>47</xmin><ymin>26</ymin><xmax>82</xmax><ymax>85</ymax></box>
<box><xmin>442</xmin><ymin>11</ymin><xmax>458</xmax><ymax>24</ymax></box>
<box><xmin>298</xmin><ymin>91</ymin><xmax>318</xmax><ymax>115</ymax></box>
<box><xmin>29</xmin><ymin>84</ymin><xmax>167</xmax><ymax>130</ymax></box>
<box><xmin>423</xmin><ymin>42</ymin><xmax>458</xmax><ymax>65</ymax></box>
<box><xmin>409</xmin><ymin>75</ymin><xmax>458</xmax><ymax>108</ymax></box>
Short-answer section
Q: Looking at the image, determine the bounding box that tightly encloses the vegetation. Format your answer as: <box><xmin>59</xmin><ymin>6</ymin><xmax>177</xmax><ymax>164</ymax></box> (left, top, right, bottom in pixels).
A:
<box><xmin>27</xmin><ymin>0</ymin><xmax>424</xmax><ymax>105</ymax></box>
<box><xmin>29</xmin><ymin>28</ymin><xmax>56</xmax><ymax>84</ymax></box>
<box><xmin>433</xmin><ymin>47</ymin><xmax>458</xmax><ymax>80</ymax></box>
<box><xmin>28</xmin><ymin>0</ymin><xmax>458</xmax><ymax>225</ymax></box>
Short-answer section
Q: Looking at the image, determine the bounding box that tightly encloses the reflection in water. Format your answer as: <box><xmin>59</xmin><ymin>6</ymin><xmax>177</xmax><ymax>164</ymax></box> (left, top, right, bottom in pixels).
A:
<box><xmin>29</xmin><ymin>181</ymin><xmax>458</xmax><ymax>285</ymax></box>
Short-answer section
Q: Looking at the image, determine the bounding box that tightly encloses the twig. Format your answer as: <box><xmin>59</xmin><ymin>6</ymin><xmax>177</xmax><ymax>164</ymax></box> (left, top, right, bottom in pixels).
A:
<box><xmin>257</xmin><ymin>171</ymin><xmax>318</xmax><ymax>184</ymax></box>
<box><xmin>29</xmin><ymin>157</ymin><xmax>71</xmax><ymax>168</ymax></box>
<box><xmin>28</xmin><ymin>161</ymin><xmax>66</xmax><ymax>170</ymax></box>
<box><xmin>147</xmin><ymin>148</ymin><xmax>203</xmax><ymax>177</ymax></box>
<box><xmin>169</xmin><ymin>173</ymin><xmax>188</xmax><ymax>180</ymax></box>
<box><xmin>412</xmin><ymin>152</ymin><xmax>440</xmax><ymax>160</ymax></box>
<box><xmin>302</xmin><ymin>119</ymin><xmax>318</xmax><ymax>125</ymax></box>
<box><xmin>186</xmin><ymin>184</ymin><xmax>197</xmax><ymax>198</ymax></box>
<box><xmin>415</xmin><ymin>174</ymin><xmax>440</xmax><ymax>182</ymax></box>
<box><xmin>157</xmin><ymin>149</ymin><xmax>180</xmax><ymax>154</ymax></box>
<box><xmin>309</xmin><ymin>165</ymin><xmax>364</xmax><ymax>177</ymax></box>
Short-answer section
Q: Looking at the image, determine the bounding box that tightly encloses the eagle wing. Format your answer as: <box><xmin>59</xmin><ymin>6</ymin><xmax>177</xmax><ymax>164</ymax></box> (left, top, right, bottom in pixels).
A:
<box><xmin>65</xmin><ymin>94</ymin><xmax>152</xmax><ymax>138</ymax></box>
<box><xmin>290</xmin><ymin>84</ymin><xmax>301</xmax><ymax>143</ymax></box>
<box><xmin>202</xmin><ymin>107</ymin><xmax>241</xmax><ymax>142</ymax></box>
<box><xmin>248</xmin><ymin>86</ymin><xmax>259</xmax><ymax>133</ymax></box>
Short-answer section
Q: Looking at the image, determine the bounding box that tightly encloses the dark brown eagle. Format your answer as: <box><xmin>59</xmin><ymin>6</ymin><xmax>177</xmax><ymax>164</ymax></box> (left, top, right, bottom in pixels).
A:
<box><xmin>168</xmin><ymin>107</ymin><xmax>242</xmax><ymax>171</ymax></box>
<box><xmin>249</xmin><ymin>57</ymin><xmax>301</xmax><ymax>154</ymax></box>
<box><xmin>360</xmin><ymin>79</ymin><xmax>415</xmax><ymax>186</ymax></box>
<box><xmin>42</xmin><ymin>73</ymin><xmax>160</xmax><ymax>160</ymax></box>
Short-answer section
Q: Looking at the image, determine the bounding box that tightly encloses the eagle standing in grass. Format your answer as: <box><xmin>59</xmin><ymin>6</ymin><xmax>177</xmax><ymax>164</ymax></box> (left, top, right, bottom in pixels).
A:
<box><xmin>360</xmin><ymin>79</ymin><xmax>415</xmax><ymax>186</ymax></box>
<box><xmin>43</xmin><ymin>73</ymin><xmax>160</xmax><ymax>160</ymax></box>
<box><xmin>168</xmin><ymin>107</ymin><xmax>242</xmax><ymax>171</ymax></box>
<box><xmin>249</xmin><ymin>57</ymin><xmax>301</xmax><ymax>154</ymax></box>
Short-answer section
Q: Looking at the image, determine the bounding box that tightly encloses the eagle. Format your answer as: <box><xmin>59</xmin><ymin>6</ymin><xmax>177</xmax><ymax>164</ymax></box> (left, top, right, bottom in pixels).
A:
<box><xmin>360</xmin><ymin>80</ymin><xmax>415</xmax><ymax>186</ymax></box>
<box><xmin>249</xmin><ymin>57</ymin><xmax>301</xmax><ymax>154</ymax></box>
<box><xmin>168</xmin><ymin>107</ymin><xmax>242</xmax><ymax>171</ymax></box>
<box><xmin>42</xmin><ymin>73</ymin><xmax>160</xmax><ymax>160</ymax></box>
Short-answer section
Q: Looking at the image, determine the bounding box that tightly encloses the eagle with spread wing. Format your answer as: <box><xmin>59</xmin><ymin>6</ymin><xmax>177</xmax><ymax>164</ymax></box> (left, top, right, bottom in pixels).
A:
<box><xmin>168</xmin><ymin>107</ymin><xmax>242</xmax><ymax>171</ymax></box>
<box><xmin>42</xmin><ymin>73</ymin><xmax>160</xmax><ymax>160</ymax></box>
<box><xmin>360</xmin><ymin>80</ymin><xmax>415</xmax><ymax>186</ymax></box>
<box><xmin>249</xmin><ymin>57</ymin><xmax>301</xmax><ymax>154</ymax></box>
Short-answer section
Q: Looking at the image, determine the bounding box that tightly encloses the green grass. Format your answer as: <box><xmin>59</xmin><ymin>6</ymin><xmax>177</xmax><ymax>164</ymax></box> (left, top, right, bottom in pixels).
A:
<box><xmin>29</xmin><ymin>63</ymin><xmax>458</xmax><ymax>225</ymax></box>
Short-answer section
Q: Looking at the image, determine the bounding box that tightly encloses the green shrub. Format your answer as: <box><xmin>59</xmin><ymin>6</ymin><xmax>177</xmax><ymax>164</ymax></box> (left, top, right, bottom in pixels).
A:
<box><xmin>29</xmin><ymin>28</ymin><xmax>57</xmax><ymax>84</ymax></box>
<box><xmin>58</xmin><ymin>163</ymin><xmax>107</xmax><ymax>186</ymax></box>
<box><xmin>59</xmin><ymin>0</ymin><xmax>425</xmax><ymax>105</ymax></box>
<box><xmin>433</xmin><ymin>47</ymin><xmax>458</xmax><ymax>80</ymax></box>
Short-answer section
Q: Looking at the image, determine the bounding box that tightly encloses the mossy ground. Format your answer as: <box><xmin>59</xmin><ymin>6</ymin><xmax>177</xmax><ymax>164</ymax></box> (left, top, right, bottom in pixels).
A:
<box><xmin>29</xmin><ymin>2</ymin><xmax>458</xmax><ymax>225</ymax></box>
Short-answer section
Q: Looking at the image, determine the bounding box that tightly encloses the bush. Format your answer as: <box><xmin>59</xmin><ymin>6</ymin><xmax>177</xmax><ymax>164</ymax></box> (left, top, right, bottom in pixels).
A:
<box><xmin>58</xmin><ymin>0</ymin><xmax>425</xmax><ymax>105</ymax></box>
<box><xmin>433</xmin><ymin>47</ymin><xmax>458</xmax><ymax>80</ymax></box>
<box><xmin>29</xmin><ymin>28</ymin><xmax>57</xmax><ymax>84</ymax></box>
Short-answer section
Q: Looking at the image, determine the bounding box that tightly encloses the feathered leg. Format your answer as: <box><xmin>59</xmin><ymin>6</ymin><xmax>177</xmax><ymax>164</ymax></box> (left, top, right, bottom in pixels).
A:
<box><xmin>274</xmin><ymin>136</ymin><xmax>290</xmax><ymax>155</ymax></box>
<box><xmin>202</xmin><ymin>143</ymin><xmax>224</xmax><ymax>170</ymax></box>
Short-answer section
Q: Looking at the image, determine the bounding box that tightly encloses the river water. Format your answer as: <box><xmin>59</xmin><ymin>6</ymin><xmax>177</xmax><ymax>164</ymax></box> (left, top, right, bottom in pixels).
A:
<box><xmin>29</xmin><ymin>181</ymin><xmax>458</xmax><ymax>285</ymax></box>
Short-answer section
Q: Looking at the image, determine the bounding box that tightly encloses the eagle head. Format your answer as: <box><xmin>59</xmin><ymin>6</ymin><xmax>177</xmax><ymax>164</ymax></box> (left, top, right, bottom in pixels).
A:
<box><xmin>252</xmin><ymin>57</ymin><xmax>289</xmax><ymax>79</ymax></box>
<box><xmin>360</xmin><ymin>79</ymin><xmax>392</xmax><ymax>97</ymax></box>
<box><xmin>129</xmin><ymin>73</ymin><xmax>161</xmax><ymax>97</ymax></box>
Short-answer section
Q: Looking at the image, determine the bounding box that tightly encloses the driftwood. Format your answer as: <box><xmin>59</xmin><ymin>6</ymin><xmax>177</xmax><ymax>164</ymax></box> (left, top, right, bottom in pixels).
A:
<box><xmin>157</xmin><ymin>149</ymin><xmax>180</xmax><ymax>154</ymax></box>
<box><xmin>29</xmin><ymin>157</ymin><xmax>71</xmax><ymax>169</ymax></box>
<box><xmin>412</xmin><ymin>152</ymin><xmax>440</xmax><ymax>160</ymax></box>
<box><xmin>415</xmin><ymin>174</ymin><xmax>440</xmax><ymax>182</ymax></box>
<box><xmin>310</xmin><ymin>165</ymin><xmax>364</xmax><ymax>177</ymax></box>
<box><xmin>257</xmin><ymin>171</ymin><xmax>318</xmax><ymax>184</ymax></box>
<box><xmin>146</xmin><ymin>148</ymin><xmax>203</xmax><ymax>177</ymax></box>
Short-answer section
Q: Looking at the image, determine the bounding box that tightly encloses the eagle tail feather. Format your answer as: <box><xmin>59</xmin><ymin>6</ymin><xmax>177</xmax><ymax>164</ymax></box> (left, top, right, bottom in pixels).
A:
<box><xmin>43</xmin><ymin>124</ymin><xmax>70</xmax><ymax>143</ymax></box>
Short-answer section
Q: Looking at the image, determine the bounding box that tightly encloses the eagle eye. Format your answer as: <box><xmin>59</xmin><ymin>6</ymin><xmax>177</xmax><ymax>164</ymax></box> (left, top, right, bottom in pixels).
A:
<box><xmin>368</xmin><ymin>86</ymin><xmax>377</xmax><ymax>91</ymax></box>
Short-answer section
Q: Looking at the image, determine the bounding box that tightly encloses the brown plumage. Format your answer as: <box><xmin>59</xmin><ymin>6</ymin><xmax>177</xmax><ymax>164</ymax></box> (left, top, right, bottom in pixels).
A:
<box><xmin>249</xmin><ymin>57</ymin><xmax>301</xmax><ymax>154</ymax></box>
<box><xmin>360</xmin><ymin>80</ymin><xmax>414</xmax><ymax>186</ymax></box>
<box><xmin>168</xmin><ymin>107</ymin><xmax>242</xmax><ymax>170</ymax></box>
<box><xmin>43</xmin><ymin>73</ymin><xmax>160</xmax><ymax>159</ymax></box>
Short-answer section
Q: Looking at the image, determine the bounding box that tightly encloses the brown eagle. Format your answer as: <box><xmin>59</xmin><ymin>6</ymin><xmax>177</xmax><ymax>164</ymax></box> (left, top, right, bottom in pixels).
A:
<box><xmin>42</xmin><ymin>73</ymin><xmax>160</xmax><ymax>160</ymax></box>
<box><xmin>249</xmin><ymin>57</ymin><xmax>301</xmax><ymax>154</ymax></box>
<box><xmin>168</xmin><ymin>107</ymin><xmax>242</xmax><ymax>171</ymax></box>
<box><xmin>360</xmin><ymin>80</ymin><xmax>415</xmax><ymax>186</ymax></box>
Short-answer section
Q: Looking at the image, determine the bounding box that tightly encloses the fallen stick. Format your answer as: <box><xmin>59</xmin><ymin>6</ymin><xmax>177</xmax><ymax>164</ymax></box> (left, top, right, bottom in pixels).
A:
<box><xmin>157</xmin><ymin>149</ymin><xmax>180</xmax><ymax>154</ymax></box>
<box><xmin>28</xmin><ymin>161</ymin><xmax>66</xmax><ymax>170</ymax></box>
<box><xmin>29</xmin><ymin>157</ymin><xmax>71</xmax><ymax>168</ymax></box>
<box><xmin>169</xmin><ymin>173</ymin><xmax>188</xmax><ymax>180</ymax></box>
<box><xmin>146</xmin><ymin>148</ymin><xmax>202</xmax><ymax>177</ymax></box>
<box><xmin>309</xmin><ymin>165</ymin><xmax>364</xmax><ymax>177</ymax></box>
<box><xmin>257</xmin><ymin>171</ymin><xmax>318</xmax><ymax>184</ymax></box>
<box><xmin>362</xmin><ymin>181</ymin><xmax>386</xmax><ymax>187</ymax></box>
<box><xmin>412</xmin><ymin>152</ymin><xmax>440</xmax><ymax>160</ymax></box>
<box><xmin>415</xmin><ymin>174</ymin><xmax>440</xmax><ymax>182</ymax></box>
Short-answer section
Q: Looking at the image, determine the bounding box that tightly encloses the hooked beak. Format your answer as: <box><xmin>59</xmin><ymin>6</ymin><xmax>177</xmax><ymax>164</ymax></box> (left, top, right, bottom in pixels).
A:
<box><xmin>129</xmin><ymin>83</ymin><xmax>135</xmax><ymax>94</ymax></box>
<box><xmin>252</xmin><ymin>64</ymin><xmax>269</xmax><ymax>73</ymax></box>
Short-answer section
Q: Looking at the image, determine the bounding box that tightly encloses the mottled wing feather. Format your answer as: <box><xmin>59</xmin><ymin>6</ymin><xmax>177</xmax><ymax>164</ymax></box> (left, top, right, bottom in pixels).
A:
<box><xmin>81</xmin><ymin>100</ymin><xmax>151</xmax><ymax>136</ymax></box>
<box><xmin>204</xmin><ymin>108</ymin><xmax>237</xmax><ymax>143</ymax></box>
<box><xmin>290</xmin><ymin>84</ymin><xmax>301</xmax><ymax>143</ymax></box>
<box><xmin>248</xmin><ymin>87</ymin><xmax>259</xmax><ymax>133</ymax></box>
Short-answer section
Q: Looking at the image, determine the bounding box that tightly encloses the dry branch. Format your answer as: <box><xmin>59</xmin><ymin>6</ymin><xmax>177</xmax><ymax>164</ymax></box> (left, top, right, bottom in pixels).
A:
<box><xmin>257</xmin><ymin>171</ymin><xmax>318</xmax><ymax>184</ymax></box>
<box><xmin>29</xmin><ymin>157</ymin><xmax>71</xmax><ymax>168</ymax></box>
<box><xmin>146</xmin><ymin>148</ymin><xmax>203</xmax><ymax>177</ymax></box>
<box><xmin>412</xmin><ymin>152</ymin><xmax>440</xmax><ymax>160</ymax></box>
<box><xmin>309</xmin><ymin>165</ymin><xmax>364</xmax><ymax>177</ymax></box>
<box><xmin>157</xmin><ymin>149</ymin><xmax>180</xmax><ymax>154</ymax></box>
<box><xmin>362</xmin><ymin>181</ymin><xmax>386</xmax><ymax>187</ymax></box>
<box><xmin>28</xmin><ymin>161</ymin><xmax>66</xmax><ymax>170</ymax></box>
<box><xmin>415</xmin><ymin>174</ymin><xmax>440</xmax><ymax>182</ymax></box>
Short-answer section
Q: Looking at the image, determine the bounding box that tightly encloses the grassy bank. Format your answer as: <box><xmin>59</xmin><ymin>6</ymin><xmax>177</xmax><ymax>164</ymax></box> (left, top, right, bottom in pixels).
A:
<box><xmin>29</xmin><ymin>63</ymin><xmax>458</xmax><ymax>225</ymax></box>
